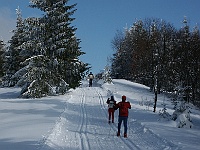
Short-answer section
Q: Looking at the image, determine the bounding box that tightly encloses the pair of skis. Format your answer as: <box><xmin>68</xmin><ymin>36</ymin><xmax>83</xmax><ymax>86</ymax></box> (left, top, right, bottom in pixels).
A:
<box><xmin>108</xmin><ymin>121</ymin><xmax>128</xmax><ymax>138</ymax></box>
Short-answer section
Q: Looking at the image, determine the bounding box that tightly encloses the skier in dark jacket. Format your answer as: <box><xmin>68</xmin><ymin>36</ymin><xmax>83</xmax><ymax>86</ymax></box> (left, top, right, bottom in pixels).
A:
<box><xmin>88</xmin><ymin>72</ymin><xmax>94</xmax><ymax>87</ymax></box>
<box><xmin>115</xmin><ymin>95</ymin><xmax>131</xmax><ymax>138</ymax></box>
<box><xmin>106</xmin><ymin>96</ymin><xmax>116</xmax><ymax>123</ymax></box>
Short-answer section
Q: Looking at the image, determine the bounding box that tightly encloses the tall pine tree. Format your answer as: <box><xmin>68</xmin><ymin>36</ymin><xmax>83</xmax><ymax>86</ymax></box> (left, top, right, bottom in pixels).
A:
<box><xmin>111</xmin><ymin>17</ymin><xmax>200</xmax><ymax>108</ymax></box>
<box><xmin>2</xmin><ymin>7</ymin><xmax>25</xmax><ymax>87</ymax></box>
<box><xmin>0</xmin><ymin>39</ymin><xmax>5</xmax><ymax>79</ymax></box>
<box><xmin>15</xmin><ymin>0</ymin><xmax>88</xmax><ymax>98</ymax></box>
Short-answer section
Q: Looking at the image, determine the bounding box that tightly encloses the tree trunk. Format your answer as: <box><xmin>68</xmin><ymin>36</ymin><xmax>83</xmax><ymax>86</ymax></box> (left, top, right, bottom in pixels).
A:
<box><xmin>153</xmin><ymin>90</ymin><xmax>157</xmax><ymax>112</ymax></box>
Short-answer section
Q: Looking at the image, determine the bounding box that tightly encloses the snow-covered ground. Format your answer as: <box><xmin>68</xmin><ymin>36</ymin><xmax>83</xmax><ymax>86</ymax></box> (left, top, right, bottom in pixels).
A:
<box><xmin>0</xmin><ymin>79</ymin><xmax>200</xmax><ymax>150</ymax></box>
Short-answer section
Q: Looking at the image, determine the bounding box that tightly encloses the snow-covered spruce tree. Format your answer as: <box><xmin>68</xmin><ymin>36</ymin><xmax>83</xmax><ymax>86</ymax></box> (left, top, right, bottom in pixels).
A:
<box><xmin>40</xmin><ymin>0</ymin><xmax>87</xmax><ymax>89</ymax></box>
<box><xmin>15</xmin><ymin>16</ymin><xmax>70</xmax><ymax>97</ymax></box>
<box><xmin>11</xmin><ymin>15</ymin><xmax>55</xmax><ymax>98</ymax></box>
<box><xmin>2</xmin><ymin>7</ymin><xmax>26</xmax><ymax>87</ymax></box>
<box><xmin>17</xmin><ymin>55</ymin><xmax>55</xmax><ymax>98</ymax></box>
<box><xmin>15</xmin><ymin>0</ymin><xmax>88</xmax><ymax>98</ymax></box>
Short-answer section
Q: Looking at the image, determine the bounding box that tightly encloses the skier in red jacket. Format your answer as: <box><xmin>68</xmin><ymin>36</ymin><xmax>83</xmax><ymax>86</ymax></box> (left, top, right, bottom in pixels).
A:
<box><xmin>115</xmin><ymin>95</ymin><xmax>131</xmax><ymax>138</ymax></box>
<box><xmin>106</xmin><ymin>96</ymin><xmax>116</xmax><ymax>123</ymax></box>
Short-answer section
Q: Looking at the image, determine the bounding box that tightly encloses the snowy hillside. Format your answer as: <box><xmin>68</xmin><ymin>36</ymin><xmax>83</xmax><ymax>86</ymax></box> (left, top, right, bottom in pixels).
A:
<box><xmin>0</xmin><ymin>79</ymin><xmax>200</xmax><ymax>150</ymax></box>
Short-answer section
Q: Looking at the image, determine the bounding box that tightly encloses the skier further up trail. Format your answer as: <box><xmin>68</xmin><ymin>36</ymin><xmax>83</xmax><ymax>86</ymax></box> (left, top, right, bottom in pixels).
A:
<box><xmin>88</xmin><ymin>72</ymin><xmax>94</xmax><ymax>87</ymax></box>
<box><xmin>115</xmin><ymin>95</ymin><xmax>131</xmax><ymax>138</ymax></box>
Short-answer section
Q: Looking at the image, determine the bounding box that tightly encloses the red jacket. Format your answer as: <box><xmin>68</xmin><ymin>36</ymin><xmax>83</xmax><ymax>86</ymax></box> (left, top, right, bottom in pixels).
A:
<box><xmin>115</xmin><ymin>101</ymin><xmax>131</xmax><ymax>117</ymax></box>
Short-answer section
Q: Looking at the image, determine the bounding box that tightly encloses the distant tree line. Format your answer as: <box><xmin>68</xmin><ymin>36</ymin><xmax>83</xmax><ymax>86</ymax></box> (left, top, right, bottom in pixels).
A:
<box><xmin>0</xmin><ymin>40</ymin><xmax>5</xmax><ymax>78</ymax></box>
<box><xmin>0</xmin><ymin>0</ymin><xmax>89</xmax><ymax>98</ymax></box>
<box><xmin>111</xmin><ymin>17</ymin><xmax>200</xmax><ymax>107</ymax></box>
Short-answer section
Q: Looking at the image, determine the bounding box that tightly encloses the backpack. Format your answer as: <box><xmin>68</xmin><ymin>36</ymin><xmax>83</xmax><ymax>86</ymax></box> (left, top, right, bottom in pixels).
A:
<box><xmin>108</xmin><ymin>100</ymin><xmax>115</xmax><ymax>109</ymax></box>
<box><xmin>89</xmin><ymin>74</ymin><xmax>94</xmax><ymax>79</ymax></box>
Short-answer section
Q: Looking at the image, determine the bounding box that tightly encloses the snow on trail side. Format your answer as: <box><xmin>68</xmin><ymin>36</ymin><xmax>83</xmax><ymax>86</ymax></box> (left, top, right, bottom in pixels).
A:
<box><xmin>40</xmin><ymin>83</ymin><xmax>179</xmax><ymax>150</ymax></box>
<box><xmin>41</xmin><ymin>87</ymin><xmax>138</xmax><ymax>150</ymax></box>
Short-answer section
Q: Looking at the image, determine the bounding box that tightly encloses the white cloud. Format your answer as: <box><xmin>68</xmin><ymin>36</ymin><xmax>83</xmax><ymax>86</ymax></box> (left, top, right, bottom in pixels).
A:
<box><xmin>0</xmin><ymin>7</ymin><xmax>16</xmax><ymax>44</ymax></box>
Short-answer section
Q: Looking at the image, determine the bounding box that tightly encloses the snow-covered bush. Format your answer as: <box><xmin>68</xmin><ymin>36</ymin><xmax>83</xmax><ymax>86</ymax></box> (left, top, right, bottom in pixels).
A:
<box><xmin>159</xmin><ymin>102</ymin><xmax>171</xmax><ymax>120</ymax></box>
<box><xmin>175</xmin><ymin>109</ymin><xmax>193</xmax><ymax>128</ymax></box>
<box><xmin>171</xmin><ymin>82</ymin><xmax>193</xmax><ymax>128</ymax></box>
<box><xmin>171</xmin><ymin>100</ymin><xmax>193</xmax><ymax>128</ymax></box>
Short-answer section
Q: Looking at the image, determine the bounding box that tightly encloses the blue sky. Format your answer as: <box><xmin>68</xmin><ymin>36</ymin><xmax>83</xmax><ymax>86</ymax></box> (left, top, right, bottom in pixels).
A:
<box><xmin>0</xmin><ymin>0</ymin><xmax>200</xmax><ymax>74</ymax></box>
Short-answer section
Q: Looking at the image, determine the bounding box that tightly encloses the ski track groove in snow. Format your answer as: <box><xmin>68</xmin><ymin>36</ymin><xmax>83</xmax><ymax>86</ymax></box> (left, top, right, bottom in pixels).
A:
<box><xmin>95</xmin><ymin>87</ymin><xmax>140</xmax><ymax>150</ymax></box>
<box><xmin>78</xmin><ymin>88</ymin><xmax>90</xmax><ymax>150</ymax></box>
<box><xmin>86</xmin><ymin>86</ymin><xmax>117</xmax><ymax>150</ymax></box>
<box><xmin>39</xmin><ymin>84</ymin><xmax>180</xmax><ymax>150</ymax></box>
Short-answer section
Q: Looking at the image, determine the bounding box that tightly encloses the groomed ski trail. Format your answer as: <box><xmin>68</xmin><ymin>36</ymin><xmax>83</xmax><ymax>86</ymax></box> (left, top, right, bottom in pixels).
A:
<box><xmin>39</xmin><ymin>83</ymin><xmax>179</xmax><ymax>150</ymax></box>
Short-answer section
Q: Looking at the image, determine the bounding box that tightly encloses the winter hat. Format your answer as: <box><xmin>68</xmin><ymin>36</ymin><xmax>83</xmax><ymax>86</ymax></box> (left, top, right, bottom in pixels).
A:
<box><xmin>122</xmin><ymin>95</ymin><xmax>126</xmax><ymax>101</ymax></box>
<box><xmin>111</xmin><ymin>96</ymin><xmax>114</xmax><ymax>100</ymax></box>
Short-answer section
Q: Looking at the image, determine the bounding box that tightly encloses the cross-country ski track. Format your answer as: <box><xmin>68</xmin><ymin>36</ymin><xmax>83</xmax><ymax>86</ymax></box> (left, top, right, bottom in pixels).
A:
<box><xmin>39</xmin><ymin>80</ymin><xmax>179</xmax><ymax>150</ymax></box>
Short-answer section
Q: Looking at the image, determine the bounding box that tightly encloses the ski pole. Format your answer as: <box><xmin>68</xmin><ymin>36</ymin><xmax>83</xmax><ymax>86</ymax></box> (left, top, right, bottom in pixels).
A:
<box><xmin>109</xmin><ymin>122</ymin><xmax>112</xmax><ymax>136</ymax></box>
<box><xmin>128</xmin><ymin>117</ymin><xmax>130</xmax><ymax>136</ymax></box>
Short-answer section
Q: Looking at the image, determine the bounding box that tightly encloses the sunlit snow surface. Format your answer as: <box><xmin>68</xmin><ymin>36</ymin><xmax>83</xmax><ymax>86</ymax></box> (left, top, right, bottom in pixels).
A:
<box><xmin>0</xmin><ymin>79</ymin><xmax>200</xmax><ymax>150</ymax></box>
